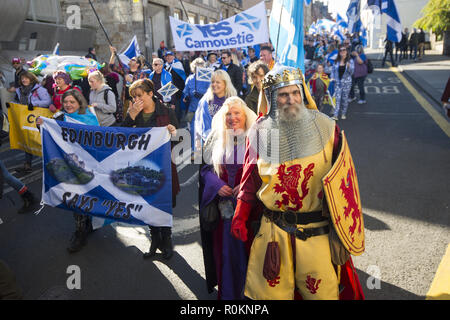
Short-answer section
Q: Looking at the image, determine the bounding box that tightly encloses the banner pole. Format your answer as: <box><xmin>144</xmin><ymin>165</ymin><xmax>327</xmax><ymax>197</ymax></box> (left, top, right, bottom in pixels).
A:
<box><xmin>88</xmin><ymin>0</ymin><xmax>126</xmax><ymax>67</ymax></box>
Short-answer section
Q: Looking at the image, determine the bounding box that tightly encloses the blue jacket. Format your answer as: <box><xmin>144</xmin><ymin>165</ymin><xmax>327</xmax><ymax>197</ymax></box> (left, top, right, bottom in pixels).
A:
<box><xmin>183</xmin><ymin>74</ymin><xmax>209</xmax><ymax>113</ymax></box>
<box><xmin>15</xmin><ymin>84</ymin><xmax>52</xmax><ymax>108</ymax></box>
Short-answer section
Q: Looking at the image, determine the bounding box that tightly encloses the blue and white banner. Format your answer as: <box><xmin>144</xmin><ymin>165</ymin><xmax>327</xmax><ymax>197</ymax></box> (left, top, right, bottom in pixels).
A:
<box><xmin>170</xmin><ymin>1</ymin><xmax>268</xmax><ymax>51</ymax></box>
<box><xmin>270</xmin><ymin>0</ymin><xmax>304</xmax><ymax>72</ymax></box>
<box><xmin>41</xmin><ymin>118</ymin><xmax>173</xmax><ymax>227</ymax></box>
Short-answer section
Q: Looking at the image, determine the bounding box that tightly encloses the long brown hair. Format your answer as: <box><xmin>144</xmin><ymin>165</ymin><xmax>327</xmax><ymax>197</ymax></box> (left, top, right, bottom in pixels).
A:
<box><xmin>20</xmin><ymin>71</ymin><xmax>39</xmax><ymax>87</ymax></box>
<box><xmin>337</xmin><ymin>45</ymin><xmax>350</xmax><ymax>64</ymax></box>
<box><xmin>129</xmin><ymin>78</ymin><xmax>156</xmax><ymax>101</ymax></box>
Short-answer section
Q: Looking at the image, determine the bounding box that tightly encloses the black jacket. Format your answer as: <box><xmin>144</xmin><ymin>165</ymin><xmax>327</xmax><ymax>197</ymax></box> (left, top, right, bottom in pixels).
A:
<box><xmin>218</xmin><ymin>63</ymin><xmax>243</xmax><ymax>96</ymax></box>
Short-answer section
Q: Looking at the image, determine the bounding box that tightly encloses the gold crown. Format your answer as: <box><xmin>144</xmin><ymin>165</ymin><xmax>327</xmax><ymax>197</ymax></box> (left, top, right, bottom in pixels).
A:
<box><xmin>262</xmin><ymin>67</ymin><xmax>304</xmax><ymax>90</ymax></box>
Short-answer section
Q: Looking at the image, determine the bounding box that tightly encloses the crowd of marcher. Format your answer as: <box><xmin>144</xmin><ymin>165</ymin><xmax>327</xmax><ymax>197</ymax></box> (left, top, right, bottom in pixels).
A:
<box><xmin>303</xmin><ymin>31</ymin><xmax>370</xmax><ymax>120</ymax></box>
<box><xmin>0</xmin><ymin>34</ymin><xmax>370</xmax><ymax>301</ymax></box>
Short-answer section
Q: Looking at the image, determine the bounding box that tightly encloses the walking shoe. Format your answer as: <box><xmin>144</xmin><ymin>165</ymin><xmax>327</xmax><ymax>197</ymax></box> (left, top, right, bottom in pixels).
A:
<box><xmin>341</xmin><ymin>114</ymin><xmax>347</xmax><ymax>120</ymax></box>
<box><xmin>160</xmin><ymin>227</ymin><xmax>174</xmax><ymax>260</ymax></box>
<box><xmin>67</xmin><ymin>231</ymin><xmax>87</xmax><ymax>253</ymax></box>
<box><xmin>331</xmin><ymin>116</ymin><xmax>338</xmax><ymax>121</ymax></box>
<box><xmin>349</xmin><ymin>97</ymin><xmax>356</xmax><ymax>103</ymax></box>
<box><xmin>357</xmin><ymin>100</ymin><xmax>366</xmax><ymax>104</ymax></box>
<box><xmin>18</xmin><ymin>190</ymin><xmax>39</xmax><ymax>214</ymax></box>
<box><xmin>143</xmin><ymin>227</ymin><xmax>162</xmax><ymax>259</ymax></box>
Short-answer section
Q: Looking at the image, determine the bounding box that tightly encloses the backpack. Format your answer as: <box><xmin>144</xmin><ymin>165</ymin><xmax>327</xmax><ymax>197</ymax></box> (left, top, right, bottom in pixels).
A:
<box><xmin>367</xmin><ymin>59</ymin><xmax>374</xmax><ymax>74</ymax></box>
<box><xmin>103</xmin><ymin>88</ymin><xmax>123</xmax><ymax>123</ymax></box>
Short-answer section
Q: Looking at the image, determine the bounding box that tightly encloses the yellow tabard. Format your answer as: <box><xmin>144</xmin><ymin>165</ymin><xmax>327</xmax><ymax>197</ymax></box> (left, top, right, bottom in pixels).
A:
<box><xmin>256</xmin><ymin>127</ymin><xmax>335</xmax><ymax>213</ymax></box>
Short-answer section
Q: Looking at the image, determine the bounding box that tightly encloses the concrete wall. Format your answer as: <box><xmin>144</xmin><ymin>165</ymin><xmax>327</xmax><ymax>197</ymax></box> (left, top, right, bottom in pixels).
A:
<box><xmin>0</xmin><ymin>0</ymin><xmax>30</xmax><ymax>42</ymax></box>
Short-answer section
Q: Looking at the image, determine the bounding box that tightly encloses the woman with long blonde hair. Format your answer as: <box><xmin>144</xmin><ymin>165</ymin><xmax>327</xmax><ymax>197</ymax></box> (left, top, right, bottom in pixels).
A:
<box><xmin>193</xmin><ymin>69</ymin><xmax>237</xmax><ymax>151</ymax></box>
<box><xmin>199</xmin><ymin>97</ymin><xmax>257</xmax><ymax>299</ymax></box>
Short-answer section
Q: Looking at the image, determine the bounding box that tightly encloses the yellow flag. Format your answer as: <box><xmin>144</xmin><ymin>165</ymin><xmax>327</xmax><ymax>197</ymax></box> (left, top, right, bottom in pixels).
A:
<box><xmin>8</xmin><ymin>103</ymin><xmax>54</xmax><ymax>157</ymax></box>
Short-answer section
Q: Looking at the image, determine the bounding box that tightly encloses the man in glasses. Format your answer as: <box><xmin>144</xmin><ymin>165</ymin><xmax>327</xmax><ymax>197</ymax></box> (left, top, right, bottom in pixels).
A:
<box><xmin>218</xmin><ymin>51</ymin><xmax>243</xmax><ymax>97</ymax></box>
<box><xmin>7</xmin><ymin>58</ymin><xmax>26</xmax><ymax>93</ymax></box>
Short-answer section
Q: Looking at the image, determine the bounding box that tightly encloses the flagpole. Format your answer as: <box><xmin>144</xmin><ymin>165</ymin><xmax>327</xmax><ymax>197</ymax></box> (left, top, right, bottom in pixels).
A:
<box><xmin>88</xmin><ymin>0</ymin><xmax>125</xmax><ymax>66</ymax></box>
<box><xmin>275</xmin><ymin>0</ymin><xmax>285</xmax><ymax>62</ymax></box>
<box><xmin>179</xmin><ymin>0</ymin><xmax>190</xmax><ymax>23</ymax></box>
<box><xmin>88</xmin><ymin>0</ymin><xmax>113</xmax><ymax>46</ymax></box>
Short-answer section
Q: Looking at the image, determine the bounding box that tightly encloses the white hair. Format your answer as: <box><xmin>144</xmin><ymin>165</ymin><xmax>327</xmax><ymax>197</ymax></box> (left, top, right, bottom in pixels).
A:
<box><xmin>208</xmin><ymin>97</ymin><xmax>257</xmax><ymax>176</ymax></box>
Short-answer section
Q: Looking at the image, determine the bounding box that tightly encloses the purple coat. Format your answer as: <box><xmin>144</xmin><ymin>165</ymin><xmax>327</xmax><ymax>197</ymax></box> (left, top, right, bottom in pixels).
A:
<box><xmin>15</xmin><ymin>84</ymin><xmax>52</xmax><ymax>108</ymax></box>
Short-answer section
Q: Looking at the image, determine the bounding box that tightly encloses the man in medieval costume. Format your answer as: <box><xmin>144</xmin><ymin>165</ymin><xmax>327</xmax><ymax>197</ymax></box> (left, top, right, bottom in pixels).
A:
<box><xmin>231</xmin><ymin>65</ymin><xmax>365</xmax><ymax>300</ymax></box>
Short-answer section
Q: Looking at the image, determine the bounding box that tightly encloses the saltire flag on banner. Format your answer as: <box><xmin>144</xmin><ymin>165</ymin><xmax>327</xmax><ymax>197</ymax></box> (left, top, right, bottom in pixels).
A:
<box><xmin>41</xmin><ymin>118</ymin><xmax>173</xmax><ymax>227</ymax></box>
<box><xmin>381</xmin><ymin>0</ymin><xmax>402</xmax><ymax>42</ymax></box>
<box><xmin>119</xmin><ymin>35</ymin><xmax>141</xmax><ymax>67</ymax></box>
<box><xmin>7</xmin><ymin>103</ymin><xmax>54</xmax><ymax>157</ymax></box>
<box><xmin>347</xmin><ymin>0</ymin><xmax>362</xmax><ymax>33</ymax></box>
<box><xmin>270</xmin><ymin>0</ymin><xmax>304</xmax><ymax>72</ymax></box>
<box><xmin>304</xmin><ymin>0</ymin><xmax>312</xmax><ymax>5</ymax></box>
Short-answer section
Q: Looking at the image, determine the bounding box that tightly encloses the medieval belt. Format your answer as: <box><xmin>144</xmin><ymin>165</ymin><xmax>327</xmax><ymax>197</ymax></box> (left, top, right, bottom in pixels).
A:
<box><xmin>263</xmin><ymin>209</ymin><xmax>329</xmax><ymax>241</ymax></box>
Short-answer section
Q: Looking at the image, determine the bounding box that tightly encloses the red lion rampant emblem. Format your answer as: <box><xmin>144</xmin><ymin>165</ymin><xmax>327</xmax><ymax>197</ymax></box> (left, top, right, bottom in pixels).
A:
<box><xmin>306</xmin><ymin>275</ymin><xmax>321</xmax><ymax>294</ymax></box>
<box><xmin>339</xmin><ymin>165</ymin><xmax>362</xmax><ymax>238</ymax></box>
<box><xmin>274</xmin><ymin>163</ymin><xmax>315</xmax><ymax>211</ymax></box>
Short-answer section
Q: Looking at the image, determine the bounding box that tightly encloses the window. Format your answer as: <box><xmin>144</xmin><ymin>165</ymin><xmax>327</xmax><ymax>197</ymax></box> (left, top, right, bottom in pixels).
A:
<box><xmin>199</xmin><ymin>16</ymin><xmax>206</xmax><ymax>25</ymax></box>
<box><xmin>188</xmin><ymin>13</ymin><xmax>196</xmax><ymax>24</ymax></box>
<box><xmin>202</xmin><ymin>0</ymin><xmax>209</xmax><ymax>5</ymax></box>
<box><xmin>27</xmin><ymin>0</ymin><xmax>61</xmax><ymax>24</ymax></box>
<box><xmin>210</xmin><ymin>18</ymin><xmax>216</xmax><ymax>24</ymax></box>
<box><xmin>173</xmin><ymin>8</ymin><xmax>182</xmax><ymax>20</ymax></box>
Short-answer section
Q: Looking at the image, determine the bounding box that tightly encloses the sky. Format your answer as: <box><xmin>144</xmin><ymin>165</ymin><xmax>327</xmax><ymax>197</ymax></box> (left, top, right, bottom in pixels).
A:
<box><xmin>317</xmin><ymin>0</ymin><xmax>351</xmax><ymax>20</ymax></box>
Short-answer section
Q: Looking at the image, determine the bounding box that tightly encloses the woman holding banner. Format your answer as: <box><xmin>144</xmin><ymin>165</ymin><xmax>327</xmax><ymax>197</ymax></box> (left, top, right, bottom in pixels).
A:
<box><xmin>37</xmin><ymin>89</ymin><xmax>99</xmax><ymax>253</ymax></box>
<box><xmin>15</xmin><ymin>71</ymin><xmax>52</xmax><ymax>173</ymax></box>
<box><xmin>122</xmin><ymin>79</ymin><xmax>179</xmax><ymax>260</ymax></box>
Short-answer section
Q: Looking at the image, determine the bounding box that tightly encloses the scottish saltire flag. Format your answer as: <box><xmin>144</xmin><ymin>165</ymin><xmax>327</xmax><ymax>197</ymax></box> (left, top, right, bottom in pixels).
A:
<box><xmin>333</xmin><ymin>28</ymin><xmax>346</xmax><ymax>42</ymax></box>
<box><xmin>326</xmin><ymin>49</ymin><xmax>338</xmax><ymax>65</ymax></box>
<box><xmin>158</xmin><ymin>81</ymin><xmax>179</xmax><ymax>103</ymax></box>
<box><xmin>166</xmin><ymin>59</ymin><xmax>187</xmax><ymax>82</ymax></box>
<box><xmin>61</xmin><ymin>107</ymin><xmax>99</xmax><ymax>126</ymax></box>
<box><xmin>308</xmin><ymin>22</ymin><xmax>317</xmax><ymax>35</ymax></box>
<box><xmin>196</xmin><ymin>67</ymin><xmax>214</xmax><ymax>82</ymax></box>
<box><xmin>382</xmin><ymin>0</ymin><xmax>402</xmax><ymax>42</ymax></box>
<box><xmin>41</xmin><ymin>118</ymin><xmax>173</xmax><ymax>227</ymax></box>
<box><xmin>119</xmin><ymin>35</ymin><xmax>141</xmax><ymax>66</ymax></box>
<box><xmin>347</xmin><ymin>0</ymin><xmax>362</xmax><ymax>33</ymax></box>
<box><xmin>361</xmin><ymin>27</ymin><xmax>368</xmax><ymax>47</ymax></box>
<box><xmin>269</xmin><ymin>0</ymin><xmax>304</xmax><ymax>72</ymax></box>
<box><xmin>367</xmin><ymin>0</ymin><xmax>382</xmax><ymax>15</ymax></box>
<box><xmin>316</xmin><ymin>19</ymin><xmax>336</xmax><ymax>33</ymax></box>
<box><xmin>52</xmin><ymin>43</ymin><xmax>60</xmax><ymax>55</ymax></box>
<box><xmin>336</xmin><ymin>14</ymin><xmax>348</xmax><ymax>29</ymax></box>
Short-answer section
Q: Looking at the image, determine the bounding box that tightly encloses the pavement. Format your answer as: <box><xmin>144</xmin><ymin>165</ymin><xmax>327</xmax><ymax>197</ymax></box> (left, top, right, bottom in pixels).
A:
<box><xmin>365</xmin><ymin>48</ymin><xmax>450</xmax><ymax>115</ymax></box>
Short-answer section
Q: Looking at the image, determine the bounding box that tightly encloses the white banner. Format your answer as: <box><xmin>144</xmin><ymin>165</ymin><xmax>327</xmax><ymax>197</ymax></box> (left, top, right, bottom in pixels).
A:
<box><xmin>170</xmin><ymin>1</ymin><xmax>269</xmax><ymax>52</ymax></box>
